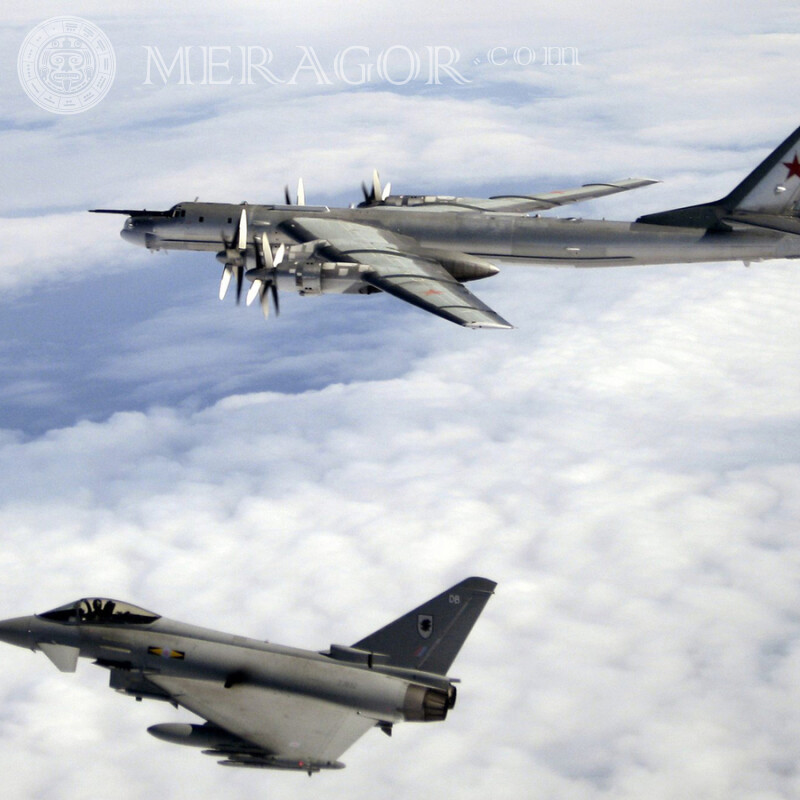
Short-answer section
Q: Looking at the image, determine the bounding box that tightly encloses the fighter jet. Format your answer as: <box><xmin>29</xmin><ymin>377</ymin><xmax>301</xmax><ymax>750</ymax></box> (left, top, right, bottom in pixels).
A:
<box><xmin>0</xmin><ymin>577</ymin><xmax>494</xmax><ymax>774</ymax></box>
<box><xmin>92</xmin><ymin>125</ymin><xmax>800</xmax><ymax>329</ymax></box>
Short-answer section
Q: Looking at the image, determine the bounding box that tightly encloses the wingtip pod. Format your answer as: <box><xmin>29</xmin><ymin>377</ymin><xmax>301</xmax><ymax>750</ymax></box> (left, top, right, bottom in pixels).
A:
<box><xmin>464</xmin><ymin>320</ymin><xmax>514</xmax><ymax>330</ymax></box>
<box><xmin>607</xmin><ymin>177</ymin><xmax>661</xmax><ymax>189</ymax></box>
<box><xmin>456</xmin><ymin>308</ymin><xmax>514</xmax><ymax>330</ymax></box>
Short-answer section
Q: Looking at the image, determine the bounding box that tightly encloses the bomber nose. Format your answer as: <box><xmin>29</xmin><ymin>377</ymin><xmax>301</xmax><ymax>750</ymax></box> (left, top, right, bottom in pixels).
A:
<box><xmin>120</xmin><ymin>217</ymin><xmax>150</xmax><ymax>247</ymax></box>
<box><xmin>0</xmin><ymin>616</ymin><xmax>33</xmax><ymax>649</ymax></box>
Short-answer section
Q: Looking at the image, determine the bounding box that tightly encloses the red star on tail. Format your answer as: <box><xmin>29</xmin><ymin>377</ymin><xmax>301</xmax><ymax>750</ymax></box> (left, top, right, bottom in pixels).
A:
<box><xmin>783</xmin><ymin>153</ymin><xmax>800</xmax><ymax>180</ymax></box>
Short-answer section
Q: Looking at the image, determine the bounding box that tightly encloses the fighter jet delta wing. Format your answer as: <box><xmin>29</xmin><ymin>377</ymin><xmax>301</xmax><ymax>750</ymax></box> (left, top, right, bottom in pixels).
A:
<box><xmin>280</xmin><ymin>216</ymin><xmax>514</xmax><ymax>328</ymax></box>
<box><xmin>0</xmin><ymin>578</ymin><xmax>496</xmax><ymax>775</ymax></box>
<box><xmin>147</xmin><ymin>576</ymin><xmax>497</xmax><ymax>770</ymax></box>
<box><xmin>146</xmin><ymin>676</ymin><xmax>375</xmax><ymax>771</ymax></box>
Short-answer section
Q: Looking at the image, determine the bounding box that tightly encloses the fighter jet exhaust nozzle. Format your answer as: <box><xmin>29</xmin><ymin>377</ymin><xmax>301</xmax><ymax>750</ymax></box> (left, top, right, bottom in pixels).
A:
<box><xmin>401</xmin><ymin>684</ymin><xmax>456</xmax><ymax>722</ymax></box>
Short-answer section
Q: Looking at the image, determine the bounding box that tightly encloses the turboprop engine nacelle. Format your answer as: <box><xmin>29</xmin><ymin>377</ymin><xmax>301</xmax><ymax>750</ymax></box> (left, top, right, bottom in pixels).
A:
<box><xmin>286</xmin><ymin>260</ymin><xmax>374</xmax><ymax>296</ymax></box>
<box><xmin>418</xmin><ymin>249</ymin><xmax>500</xmax><ymax>283</ymax></box>
<box><xmin>240</xmin><ymin>253</ymin><xmax>375</xmax><ymax>298</ymax></box>
<box><xmin>273</xmin><ymin>251</ymin><xmax>498</xmax><ymax>297</ymax></box>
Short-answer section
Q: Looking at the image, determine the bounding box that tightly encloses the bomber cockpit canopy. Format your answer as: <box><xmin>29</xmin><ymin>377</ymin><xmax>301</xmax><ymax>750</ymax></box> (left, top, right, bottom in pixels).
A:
<box><xmin>37</xmin><ymin>598</ymin><xmax>160</xmax><ymax>625</ymax></box>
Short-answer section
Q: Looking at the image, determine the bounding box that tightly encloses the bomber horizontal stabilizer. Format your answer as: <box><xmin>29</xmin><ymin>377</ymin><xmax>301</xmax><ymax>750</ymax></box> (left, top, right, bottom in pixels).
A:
<box><xmin>638</xmin><ymin>123</ymin><xmax>800</xmax><ymax>230</ymax></box>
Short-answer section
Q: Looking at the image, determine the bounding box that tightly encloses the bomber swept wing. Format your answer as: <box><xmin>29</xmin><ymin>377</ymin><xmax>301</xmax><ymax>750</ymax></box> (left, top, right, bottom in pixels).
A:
<box><xmin>266</xmin><ymin>178</ymin><xmax>659</xmax><ymax>327</ymax></box>
<box><xmin>280</xmin><ymin>217</ymin><xmax>514</xmax><ymax>329</ymax></box>
<box><xmin>372</xmin><ymin>177</ymin><xmax>660</xmax><ymax>213</ymax></box>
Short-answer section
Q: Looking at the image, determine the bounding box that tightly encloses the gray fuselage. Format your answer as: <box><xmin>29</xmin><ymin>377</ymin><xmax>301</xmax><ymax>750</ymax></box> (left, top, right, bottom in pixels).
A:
<box><xmin>0</xmin><ymin>609</ymin><xmax>450</xmax><ymax>722</ymax></box>
<box><xmin>124</xmin><ymin>201</ymin><xmax>800</xmax><ymax>269</ymax></box>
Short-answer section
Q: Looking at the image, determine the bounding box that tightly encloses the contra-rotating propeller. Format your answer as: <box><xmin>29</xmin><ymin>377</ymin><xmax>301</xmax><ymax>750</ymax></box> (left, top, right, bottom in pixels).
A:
<box><xmin>361</xmin><ymin>169</ymin><xmax>391</xmax><ymax>205</ymax></box>
<box><xmin>245</xmin><ymin>234</ymin><xmax>283</xmax><ymax>318</ymax></box>
<box><xmin>217</xmin><ymin>206</ymin><xmax>248</xmax><ymax>304</ymax></box>
<box><xmin>284</xmin><ymin>177</ymin><xmax>305</xmax><ymax>206</ymax></box>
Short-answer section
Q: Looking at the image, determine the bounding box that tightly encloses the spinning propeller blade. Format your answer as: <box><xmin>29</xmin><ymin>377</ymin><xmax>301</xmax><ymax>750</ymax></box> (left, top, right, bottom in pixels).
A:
<box><xmin>236</xmin><ymin>207</ymin><xmax>247</xmax><ymax>250</ymax></box>
<box><xmin>234</xmin><ymin>265</ymin><xmax>244</xmax><ymax>304</ymax></box>
<box><xmin>372</xmin><ymin>169</ymin><xmax>382</xmax><ymax>202</ymax></box>
<box><xmin>360</xmin><ymin>170</ymin><xmax>390</xmax><ymax>205</ymax></box>
<box><xmin>284</xmin><ymin>179</ymin><xmax>306</xmax><ymax>206</ymax></box>
<box><xmin>219</xmin><ymin>264</ymin><xmax>233</xmax><ymax>300</ymax></box>
<box><xmin>246</xmin><ymin>234</ymin><xmax>283</xmax><ymax>318</ymax></box>
<box><xmin>218</xmin><ymin>205</ymin><xmax>249</xmax><ymax>302</ymax></box>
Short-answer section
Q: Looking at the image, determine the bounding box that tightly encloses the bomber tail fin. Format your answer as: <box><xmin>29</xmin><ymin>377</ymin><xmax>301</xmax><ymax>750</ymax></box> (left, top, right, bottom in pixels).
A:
<box><xmin>637</xmin><ymin>124</ymin><xmax>800</xmax><ymax>230</ymax></box>
<box><xmin>352</xmin><ymin>577</ymin><xmax>495</xmax><ymax>676</ymax></box>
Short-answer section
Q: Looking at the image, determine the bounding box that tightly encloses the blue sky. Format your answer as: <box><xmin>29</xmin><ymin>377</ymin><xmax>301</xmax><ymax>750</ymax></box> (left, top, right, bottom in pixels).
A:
<box><xmin>1</xmin><ymin>3</ymin><xmax>800</xmax><ymax>799</ymax></box>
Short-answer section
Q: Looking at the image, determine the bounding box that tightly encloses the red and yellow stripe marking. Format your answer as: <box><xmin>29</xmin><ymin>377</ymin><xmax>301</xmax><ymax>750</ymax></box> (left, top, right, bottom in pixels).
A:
<box><xmin>148</xmin><ymin>646</ymin><xmax>184</xmax><ymax>660</ymax></box>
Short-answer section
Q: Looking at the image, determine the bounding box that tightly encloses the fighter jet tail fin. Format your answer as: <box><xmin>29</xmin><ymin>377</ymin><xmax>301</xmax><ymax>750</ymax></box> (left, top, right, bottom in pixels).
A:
<box><xmin>637</xmin><ymin>124</ymin><xmax>800</xmax><ymax>230</ymax></box>
<box><xmin>351</xmin><ymin>577</ymin><xmax>495</xmax><ymax>676</ymax></box>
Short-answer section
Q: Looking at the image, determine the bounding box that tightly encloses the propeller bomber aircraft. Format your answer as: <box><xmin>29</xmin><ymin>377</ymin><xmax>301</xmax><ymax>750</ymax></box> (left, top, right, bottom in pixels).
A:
<box><xmin>92</xmin><ymin>125</ymin><xmax>800</xmax><ymax>329</ymax></box>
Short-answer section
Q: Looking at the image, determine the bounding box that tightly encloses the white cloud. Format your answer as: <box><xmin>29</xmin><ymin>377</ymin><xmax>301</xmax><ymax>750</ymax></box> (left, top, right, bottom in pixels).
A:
<box><xmin>1</xmin><ymin>2</ymin><xmax>800</xmax><ymax>799</ymax></box>
<box><xmin>1</xmin><ymin>259</ymin><xmax>799</xmax><ymax>798</ymax></box>
<box><xmin>0</xmin><ymin>214</ymin><xmax>143</xmax><ymax>292</ymax></box>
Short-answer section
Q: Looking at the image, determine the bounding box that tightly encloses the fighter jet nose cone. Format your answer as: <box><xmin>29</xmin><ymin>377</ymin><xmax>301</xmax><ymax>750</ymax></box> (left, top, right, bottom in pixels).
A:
<box><xmin>0</xmin><ymin>616</ymin><xmax>33</xmax><ymax>649</ymax></box>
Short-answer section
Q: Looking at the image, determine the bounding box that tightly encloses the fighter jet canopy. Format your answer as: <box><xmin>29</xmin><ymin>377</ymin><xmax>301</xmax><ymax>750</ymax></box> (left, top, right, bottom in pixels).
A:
<box><xmin>37</xmin><ymin>598</ymin><xmax>160</xmax><ymax>625</ymax></box>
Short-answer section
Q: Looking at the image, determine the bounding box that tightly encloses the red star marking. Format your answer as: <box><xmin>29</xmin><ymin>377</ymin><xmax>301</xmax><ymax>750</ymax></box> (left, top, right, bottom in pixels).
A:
<box><xmin>423</xmin><ymin>288</ymin><xmax>442</xmax><ymax>296</ymax></box>
<box><xmin>783</xmin><ymin>153</ymin><xmax>800</xmax><ymax>180</ymax></box>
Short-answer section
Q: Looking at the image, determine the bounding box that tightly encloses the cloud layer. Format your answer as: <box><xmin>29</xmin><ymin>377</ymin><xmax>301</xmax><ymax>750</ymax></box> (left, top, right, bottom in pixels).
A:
<box><xmin>1</xmin><ymin>3</ymin><xmax>800</xmax><ymax>800</ymax></box>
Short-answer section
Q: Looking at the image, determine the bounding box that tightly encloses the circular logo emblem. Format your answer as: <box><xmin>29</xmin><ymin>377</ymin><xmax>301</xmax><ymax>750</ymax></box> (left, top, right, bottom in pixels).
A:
<box><xmin>18</xmin><ymin>17</ymin><xmax>115</xmax><ymax>114</ymax></box>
